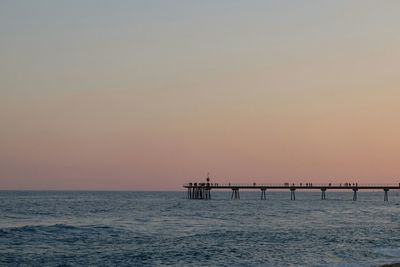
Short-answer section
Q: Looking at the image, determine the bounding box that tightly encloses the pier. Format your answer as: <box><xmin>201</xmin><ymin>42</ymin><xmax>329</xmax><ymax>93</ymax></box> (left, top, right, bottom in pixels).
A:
<box><xmin>184</xmin><ymin>181</ymin><xmax>400</xmax><ymax>201</ymax></box>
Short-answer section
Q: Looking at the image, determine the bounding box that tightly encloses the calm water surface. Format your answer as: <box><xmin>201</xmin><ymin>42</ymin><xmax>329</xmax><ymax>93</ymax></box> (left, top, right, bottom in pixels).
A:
<box><xmin>1</xmin><ymin>191</ymin><xmax>399</xmax><ymax>266</ymax></box>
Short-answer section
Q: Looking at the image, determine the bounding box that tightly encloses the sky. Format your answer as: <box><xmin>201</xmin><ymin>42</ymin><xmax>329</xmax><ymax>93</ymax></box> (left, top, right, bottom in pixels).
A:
<box><xmin>1</xmin><ymin>1</ymin><xmax>400</xmax><ymax>190</ymax></box>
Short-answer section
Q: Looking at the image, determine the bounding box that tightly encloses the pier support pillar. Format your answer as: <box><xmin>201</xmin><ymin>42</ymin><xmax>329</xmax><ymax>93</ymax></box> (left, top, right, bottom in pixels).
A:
<box><xmin>384</xmin><ymin>188</ymin><xmax>389</xmax><ymax>202</ymax></box>
<box><xmin>290</xmin><ymin>188</ymin><xmax>296</xmax><ymax>200</ymax></box>
<box><xmin>204</xmin><ymin>188</ymin><xmax>211</xmax><ymax>200</ymax></box>
<box><xmin>231</xmin><ymin>188</ymin><xmax>240</xmax><ymax>200</ymax></box>
<box><xmin>189</xmin><ymin>186</ymin><xmax>210</xmax><ymax>200</ymax></box>
<box><xmin>261</xmin><ymin>188</ymin><xmax>267</xmax><ymax>200</ymax></box>
<box><xmin>321</xmin><ymin>188</ymin><xmax>326</xmax><ymax>200</ymax></box>
<box><xmin>352</xmin><ymin>188</ymin><xmax>358</xmax><ymax>201</ymax></box>
<box><xmin>206</xmin><ymin>182</ymin><xmax>211</xmax><ymax>200</ymax></box>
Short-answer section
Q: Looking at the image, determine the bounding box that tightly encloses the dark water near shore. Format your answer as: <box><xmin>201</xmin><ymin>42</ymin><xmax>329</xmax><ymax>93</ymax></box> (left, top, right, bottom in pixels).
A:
<box><xmin>1</xmin><ymin>191</ymin><xmax>400</xmax><ymax>266</ymax></box>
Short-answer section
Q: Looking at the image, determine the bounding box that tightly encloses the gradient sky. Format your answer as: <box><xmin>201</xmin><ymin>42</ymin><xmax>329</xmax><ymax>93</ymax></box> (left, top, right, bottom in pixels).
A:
<box><xmin>1</xmin><ymin>1</ymin><xmax>400</xmax><ymax>190</ymax></box>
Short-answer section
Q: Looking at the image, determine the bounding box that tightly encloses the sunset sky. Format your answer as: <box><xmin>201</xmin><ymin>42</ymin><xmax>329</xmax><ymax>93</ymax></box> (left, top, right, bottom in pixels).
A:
<box><xmin>1</xmin><ymin>1</ymin><xmax>400</xmax><ymax>190</ymax></box>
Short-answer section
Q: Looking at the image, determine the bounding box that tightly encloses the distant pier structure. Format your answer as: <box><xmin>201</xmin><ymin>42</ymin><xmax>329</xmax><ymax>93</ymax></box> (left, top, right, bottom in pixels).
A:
<box><xmin>184</xmin><ymin>177</ymin><xmax>400</xmax><ymax>201</ymax></box>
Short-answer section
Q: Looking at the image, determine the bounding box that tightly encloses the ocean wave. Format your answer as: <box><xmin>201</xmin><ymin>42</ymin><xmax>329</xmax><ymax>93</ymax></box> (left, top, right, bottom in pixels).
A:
<box><xmin>0</xmin><ymin>223</ymin><xmax>117</xmax><ymax>235</ymax></box>
<box><xmin>1</xmin><ymin>224</ymin><xmax>62</xmax><ymax>233</ymax></box>
<box><xmin>375</xmin><ymin>247</ymin><xmax>400</xmax><ymax>258</ymax></box>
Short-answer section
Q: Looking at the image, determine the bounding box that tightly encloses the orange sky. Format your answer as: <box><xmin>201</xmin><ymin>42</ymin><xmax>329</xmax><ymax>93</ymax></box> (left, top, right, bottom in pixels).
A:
<box><xmin>1</xmin><ymin>1</ymin><xmax>400</xmax><ymax>190</ymax></box>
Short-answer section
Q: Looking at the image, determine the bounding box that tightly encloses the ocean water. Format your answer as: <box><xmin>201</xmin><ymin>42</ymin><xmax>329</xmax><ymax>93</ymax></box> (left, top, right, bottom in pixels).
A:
<box><xmin>1</xmin><ymin>191</ymin><xmax>400</xmax><ymax>267</ymax></box>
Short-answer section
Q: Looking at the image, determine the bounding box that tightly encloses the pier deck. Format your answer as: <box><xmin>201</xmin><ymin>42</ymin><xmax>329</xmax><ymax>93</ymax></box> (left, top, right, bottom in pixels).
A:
<box><xmin>183</xmin><ymin>182</ymin><xmax>400</xmax><ymax>201</ymax></box>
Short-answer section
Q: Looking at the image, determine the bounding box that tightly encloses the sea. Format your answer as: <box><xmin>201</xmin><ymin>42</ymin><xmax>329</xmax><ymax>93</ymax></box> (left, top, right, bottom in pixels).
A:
<box><xmin>1</xmin><ymin>190</ymin><xmax>399</xmax><ymax>267</ymax></box>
